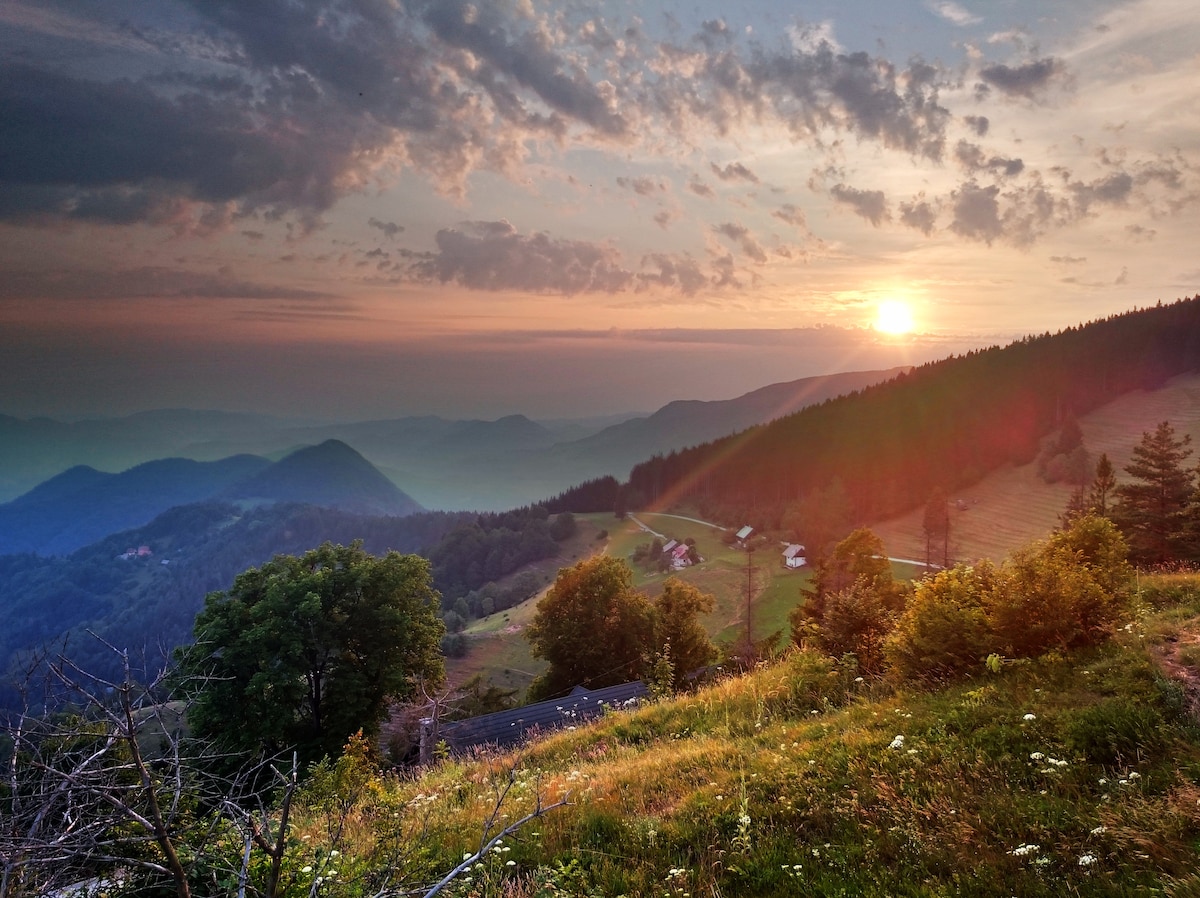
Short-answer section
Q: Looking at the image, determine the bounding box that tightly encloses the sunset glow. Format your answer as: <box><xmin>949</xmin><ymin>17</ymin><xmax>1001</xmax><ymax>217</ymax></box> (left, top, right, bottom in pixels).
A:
<box><xmin>874</xmin><ymin>301</ymin><xmax>915</xmax><ymax>336</ymax></box>
<box><xmin>1</xmin><ymin>0</ymin><xmax>1199</xmax><ymax>420</ymax></box>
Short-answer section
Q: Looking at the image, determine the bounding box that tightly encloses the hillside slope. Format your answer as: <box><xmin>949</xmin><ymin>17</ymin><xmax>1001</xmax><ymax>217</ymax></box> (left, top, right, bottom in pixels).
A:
<box><xmin>375</xmin><ymin>585</ymin><xmax>1200</xmax><ymax>897</ymax></box>
<box><xmin>224</xmin><ymin>439</ymin><xmax>423</xmax><ymax>516</ymax></box>
<box><xmin>872</xmin><ymin>371</ymin><xmax>1200</xmax><ymax>562</ymax></box>
<box><xmin>0</xmin><ymin>454</ymin><xmax>270</xmax><ymax>556</ymax></box>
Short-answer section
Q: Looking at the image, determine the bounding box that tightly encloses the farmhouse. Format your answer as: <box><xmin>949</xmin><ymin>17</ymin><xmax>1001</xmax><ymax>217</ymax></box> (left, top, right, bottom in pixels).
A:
<box><xmin>782</xmin><ymin>543</ymin><xmax>807</xmax><ymax>568</ymax></box>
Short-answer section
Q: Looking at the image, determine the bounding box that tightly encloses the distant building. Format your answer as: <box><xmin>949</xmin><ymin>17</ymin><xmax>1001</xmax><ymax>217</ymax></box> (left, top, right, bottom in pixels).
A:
<box><xmin>661</xmin><ymin>539</ymin><xmax>679</xmax><ymax>554</ymax></box>
<box><xmin>735</xmin><ymin>525</ymin><xmax>754</xmax><ymax>542</ymax></box>
<box><xmin>671</xmin><ymin>543</ymin><xmax>692</xmax><ymax>568</ymax></box>
<box><xmin>782</xmin><ymin>543</ymin><xmax>807</xmax><ymax>568</ymax></box>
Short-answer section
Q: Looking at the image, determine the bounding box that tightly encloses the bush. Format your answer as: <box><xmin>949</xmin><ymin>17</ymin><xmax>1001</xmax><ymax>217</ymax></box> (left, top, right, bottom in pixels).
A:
<box><xmin>819</xmin><ymin>578</ymin><xmax>892</xmax><ymax>676</ymax></box>
<box><xmin>886</xmin><ymin>564</ymin><xmax>996</xmax><ymax>683</ymax></box>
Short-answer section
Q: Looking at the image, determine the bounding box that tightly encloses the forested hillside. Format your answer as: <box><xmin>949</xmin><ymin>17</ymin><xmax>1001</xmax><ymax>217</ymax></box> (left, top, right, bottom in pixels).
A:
<box><xmin>629</xmin><ymin>298</ymin><xmax>1200</xmax><ymax>529</ymax></box>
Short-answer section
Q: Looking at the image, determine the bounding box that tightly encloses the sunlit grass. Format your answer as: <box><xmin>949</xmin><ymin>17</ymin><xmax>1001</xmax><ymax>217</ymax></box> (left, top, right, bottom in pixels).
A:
<box><xmin>318</xmin><ymin>583</ymin><xmax>1200</xmax><ymax>897</ymax></box>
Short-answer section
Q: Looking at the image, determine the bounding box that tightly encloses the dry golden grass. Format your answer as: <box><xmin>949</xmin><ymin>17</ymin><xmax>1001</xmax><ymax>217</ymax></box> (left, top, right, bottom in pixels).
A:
<box><xmin>873</xmin><ymin>372</ymin><xmax>1200</xmax><ymax>563</ymax></box>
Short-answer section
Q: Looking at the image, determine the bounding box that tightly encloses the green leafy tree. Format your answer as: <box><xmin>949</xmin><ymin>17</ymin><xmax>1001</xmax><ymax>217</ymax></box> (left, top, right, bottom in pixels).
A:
<box><xmin>1113</xmin><ymin>421</ymin><xmax>1195</xmax><ymax>564</ymax></box>
<box><xmin>526</xmin><ymin>556</ymin><xmax>655</xmax><ymax>700</ymax></box>
<box><xmin>988</xmin><ymin>515</ymin><xmax>1131</xmax><ymax>656</ymax></box>
<box><xmin>885</xmin><ymin>563</ymin><xmax>998</xmax><ymax>683</ymax></box>
<box><xmin>176</xmin><ymin>542</ymin><xmax>445</xmax><ymax>767</ymax></box>
<box><xmin>653</xmin><ymin>577</ymin><xmax>717</xmax><ymax>689</ymax></box>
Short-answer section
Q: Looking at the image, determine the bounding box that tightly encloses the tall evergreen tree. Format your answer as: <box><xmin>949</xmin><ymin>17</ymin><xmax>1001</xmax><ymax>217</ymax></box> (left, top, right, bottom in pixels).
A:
<box><xmin>921</xmin><ymin>486</ymin><xmax>950</xmax><ymax>569</ymax></box>
<box><xmin>1113</xmin><ymin>422</ymin><xmax>1195</xmax><ymax>565</ymax></box>
<box><xmin>1088</xmin><ymin>453</ymin><xmax>1117</xmax><ymax>516</ymax></box>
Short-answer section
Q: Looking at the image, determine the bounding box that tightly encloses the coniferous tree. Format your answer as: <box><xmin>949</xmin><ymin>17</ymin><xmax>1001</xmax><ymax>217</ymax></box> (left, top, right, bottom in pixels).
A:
<box><xmin>922</xmin><ymin>486</ymin><xmax>950</xmax><ymax>569</ymax></box>
<box><xmin>1088</xmin><ymin>453</ymin><xmax>1118</xmax><ymax>516</ymax></box>
<box><xmin>1113</xmin><ymin>422</ymin><xmax>1195</xmax><ymax>565</ymax></box>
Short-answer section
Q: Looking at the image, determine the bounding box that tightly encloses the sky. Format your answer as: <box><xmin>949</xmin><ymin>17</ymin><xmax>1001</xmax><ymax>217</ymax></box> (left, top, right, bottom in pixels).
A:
<box><xmin>2</xmin><ymin>0</ymin><xmax>1198</xmax><ymax>422</ymax></box>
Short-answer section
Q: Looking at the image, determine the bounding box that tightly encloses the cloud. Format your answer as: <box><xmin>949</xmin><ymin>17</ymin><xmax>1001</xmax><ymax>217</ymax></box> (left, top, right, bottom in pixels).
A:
<box><xmin>1050</xmin><ymin>255</ymin><xmax>1087</xmax><ymax>264</ymax></box>
<box><xmin>977</xmin><ymin>57</ymin><xmax>1063</xmax><ymax>99</ymax></box>
<box><xmin>948</xmin><ymin>180</ymin><xmax>1003</xmax><ymax>243</ymax></box>
<box><xmin>710</xmin><ymin>161</ymin><xmax>759</xmax><ymax>183</ymax></box>
<box><xmin>899</xmin><ymin>197</ymin><xmax>939</xmax><ymax>235</ymax></box>
<box><xmin>688</xmin><ymin>178</ymin><xmax>716</xmax><ymax>199</ymax></box>
<box><xmin>830</xmin><ymin>184</ymin><xmax>889</xmax><ymax>225</ymax></box>
<box><xmin>954</xmin><ymin>140</ymin><xmax>1024</xmax><ymax>176</ymax></box>
<box><xmin>713</xmin><ymin>222</ymin><xmax>768</xmax><ymax>262</ymax></box>
<box><xmin>368</xmin><ymin>218</ymin><xmax>406</xmax><ymax>239</ymax></box>
<box><xmin>926</xmin><ymin>2</ymin><xmax>982</xmax><ymax>27</ymax></box>
<box><xmin>0</xmin><ymin>266</ymin><xmax>340</xmax><ymax>302</ymax></box>
<box><xmin>616</xmin><ymin>176</ymin><xmax>666</xmax><ymax>196</ymax></box>
<box><xmin>964</xmin><ymin>114</ymin><xmax>989</xmax><ymax>136</ymax></box>
<box><xmin>637</xmin><ymin>254</ymin><xmax>709</xmax><ymax>295</ymax></box>
<box><xmin>408</xmin><ymin>219</ymin><xmax>635</xmax><ymax>293</ymax></box>
<box><xmin>747</xmin><ymin>49</ymin><xmax>950</xmax><ymax>160</ymax></box>
<box><xmin>772</xmin><ymin>204</ymin><xmax>808</xmax><ymax>228</ymax></box>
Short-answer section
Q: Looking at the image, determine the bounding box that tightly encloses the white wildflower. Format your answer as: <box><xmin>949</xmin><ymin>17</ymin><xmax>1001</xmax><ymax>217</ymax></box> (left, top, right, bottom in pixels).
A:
<box><xmin>1023</xmin><ymin>713</ymin><xmax>1036</xmax><ymax>722</ymax></box>
<box><xmin>1008</xmin><ymin>844</ymin><xmax>1039</xmax><ymax>857</ymax></box>
<box><xmin>1090</xmin><ymin>826</ymin><xmax>1107</xmax><ymax>836</ymax></box>
<box><xmin>889</xmin><ymin>735</ymin><xmax>905</xmax><ymax>750</ymax></box>
<box><xmin>1029</xmin><ymin>752</ymin><xmax>1045</xmax><ymax>761</ymax></box>
<box><xmin>1078</xmin><ymin>854</ymin><xmax>1097</xmax><ymax>867</ymax></box>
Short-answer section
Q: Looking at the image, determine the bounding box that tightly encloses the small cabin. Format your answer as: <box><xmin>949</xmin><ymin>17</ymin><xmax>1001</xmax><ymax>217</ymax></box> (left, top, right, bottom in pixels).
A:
<box><xmin>782</xmin><ymin>543</ymin><xmax>807</xmax><ymax>568</ymax></box>
<box><xmin>735</xmin><ymin>525</ymin><xmax>754</xmax><ymax>542</ymax></box>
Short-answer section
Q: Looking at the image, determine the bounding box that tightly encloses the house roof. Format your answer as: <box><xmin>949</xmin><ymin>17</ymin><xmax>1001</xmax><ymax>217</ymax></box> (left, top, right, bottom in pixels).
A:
<box><xmin>783</xmin><ymin>543</ymin><xmax>806</xmax><ymax>559</ymax></box>
<box><xmin>438</xmin><ymin>681</ymin><xmax>647</xmax><ymax>754</ymax></box>
<box><xmin>735</xmin><ymin>525</ymin><xmax>754</xmax><ymax>540</ymax></box>
<box><xmin>662</xmin><ymin>539</ymin><xmax>679</xmax><ymax>553</ymax></box>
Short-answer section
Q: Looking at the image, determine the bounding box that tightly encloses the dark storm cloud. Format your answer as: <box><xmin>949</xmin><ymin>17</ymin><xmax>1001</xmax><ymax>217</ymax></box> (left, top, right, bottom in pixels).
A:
<box><xmin>409</xmin><ymin>220</ymin><xmax>634</xmax><ymax>294</ymax></box>
<box><xmin>830</xmin><ymin>184</ymin><xmax>889</xmax><ymax>226</ymax></box>
<box><xmin>978</xmin><ymin>57</ymin><xmax>1063</xmax><ymax>99</ymax></box>
<box><xmin>0</xmin><ymin>63</ymin><xmax>338</xmax><ymax>226</ymax></box>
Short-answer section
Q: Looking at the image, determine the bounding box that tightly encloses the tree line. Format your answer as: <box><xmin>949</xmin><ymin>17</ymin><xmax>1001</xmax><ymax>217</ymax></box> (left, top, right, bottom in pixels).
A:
<box><xmin>625</xmin><ymin>297</ymin><xmax>1200</xmax><ymax>537</ymax></box>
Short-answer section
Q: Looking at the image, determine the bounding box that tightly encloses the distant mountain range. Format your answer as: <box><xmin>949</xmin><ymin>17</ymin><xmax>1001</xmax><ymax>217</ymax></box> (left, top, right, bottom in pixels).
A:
<box><xmin>0</xmin><ymin>441</ymin><xmax>421</xmax><ymax>556</ymax></box>
<box><xmin>0</xmin><ymin>368</ymin><xmax>907</xmax><ymax>512</ymax></box>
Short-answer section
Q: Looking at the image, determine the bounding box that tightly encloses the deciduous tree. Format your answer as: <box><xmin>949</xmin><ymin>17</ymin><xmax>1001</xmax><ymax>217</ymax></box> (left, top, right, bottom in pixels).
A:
<box><xmin>526</xmin><ymin>556</ymin><xmax>654</xmax><ymax>700</ymax></box>
<box><xmin>176</xmin><ymin>542</ymin><xmax>445</xmax><ymax>767</ymax></box>
<box><xmin>653</xmin><ymin>577</ymin><xmax>717</xmax><ymax>690</ymax></box>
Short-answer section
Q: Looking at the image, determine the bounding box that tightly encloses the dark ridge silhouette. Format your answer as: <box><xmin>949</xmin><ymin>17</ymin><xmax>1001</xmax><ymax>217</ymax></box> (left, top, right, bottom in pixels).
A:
<box><xmin>0</xmin><ymin>455</ymin><xmax>270</xmax><ymax>556</ymax></box>
<box><xmin>223</xmin><ymin>439</ymin><xmax>423</xmax><ymax>517</ymax></box>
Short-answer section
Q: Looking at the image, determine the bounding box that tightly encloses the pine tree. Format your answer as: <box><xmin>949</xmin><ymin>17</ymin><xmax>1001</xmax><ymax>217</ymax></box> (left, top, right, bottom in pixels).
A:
<box><xmin>1113</xmin><ymin>422</ymin><xmax>1195</xmax><ymax>564</ymax></box>
<box><xmin>1087</xmin><ymin>453</ymin><xmax>1117</xmax><ymax>516</ymax></box>
<box><xmin>921</xmin><ymin>486</ymin><xmax>950</xmax><ymax>569</ymax></box>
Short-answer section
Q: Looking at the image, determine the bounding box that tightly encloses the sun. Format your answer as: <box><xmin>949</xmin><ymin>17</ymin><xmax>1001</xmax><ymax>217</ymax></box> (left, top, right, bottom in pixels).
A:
<box><xmin>874</xmin><ymin>299</ymin><xmax>915</xmax><ymax>335</ymax></box>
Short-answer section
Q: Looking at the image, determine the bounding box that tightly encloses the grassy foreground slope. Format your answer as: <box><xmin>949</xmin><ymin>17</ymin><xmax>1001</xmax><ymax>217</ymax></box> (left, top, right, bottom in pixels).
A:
<box><xmin>304</xmin><ymin>575</ymin><xmax>1200</xmax><ymax>897</ymax></box>
<box><xmin>873</xmin><ymin>371</ymin><xmax>1200</xmax><ymax>563</ymax></box>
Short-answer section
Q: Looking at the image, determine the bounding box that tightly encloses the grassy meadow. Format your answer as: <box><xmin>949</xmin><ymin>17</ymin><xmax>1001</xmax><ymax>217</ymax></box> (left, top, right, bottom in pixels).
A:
<box><xmin>449</xmin><ymin>511</ymin><xmax>815</xmax><ymax>695</ymax></box>
<box><xmin>292</xmin><ymin>572</ymin><xmax>1200</xmax><ymax>897</ymax></box>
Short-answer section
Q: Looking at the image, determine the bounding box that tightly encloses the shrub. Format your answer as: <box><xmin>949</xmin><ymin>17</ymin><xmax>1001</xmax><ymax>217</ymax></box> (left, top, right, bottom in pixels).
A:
<box><xmin>819</xmin><ymin>577</ymin><xmax>893</xmax><ymax>676</ymax></box>
<box><xmin>885</xmin><ymin>564</ymin><xmax>996</xmax><ymax>683</ymax></box>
